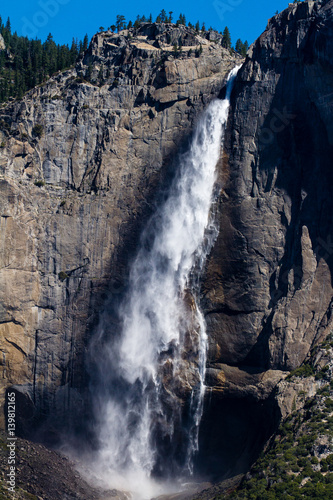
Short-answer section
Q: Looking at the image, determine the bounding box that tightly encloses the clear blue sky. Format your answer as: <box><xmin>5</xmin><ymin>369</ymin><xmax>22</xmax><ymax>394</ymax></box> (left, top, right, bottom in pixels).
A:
<box><xmin>0</xmin><ymin>0</ymin><xmax>290</xmax><ymax>47</ymax></box>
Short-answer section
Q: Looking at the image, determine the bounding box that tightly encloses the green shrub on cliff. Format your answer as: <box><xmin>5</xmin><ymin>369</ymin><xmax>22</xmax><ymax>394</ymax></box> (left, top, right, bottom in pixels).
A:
<box><xmin>32</xmin><ymin>124</ymin><xmax>44</xmax><ymax>139</ymax></box>
<box><xmin>58</xmin><ymin>271</ymin><xmax>69</xmax><ymax>281</ymax></box>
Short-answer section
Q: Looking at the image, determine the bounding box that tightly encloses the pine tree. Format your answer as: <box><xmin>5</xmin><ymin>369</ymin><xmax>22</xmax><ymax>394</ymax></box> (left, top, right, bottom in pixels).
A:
<box><xmin>116</xmin><ymin>15</ymin><xmax>126</xmax><ymax>32</ymax></box>
<box><xmin>235</xmin><ymin>38</ymin><xmax>243</xmax><ymax>54</ymax></box>
<box><xmin>160</xmin><ymin>9</ymin><xmax>167</xmax><ymax>23</ymax></box>
<box><xmin>195</xmin><ymin>44</ymin><xmax>203</xmax><ymax>57</ymax></box>
<box><xmin>222</xmin><ymin>26</ymin><xmax>231</xmax><ymax>49</ymax></box>
<box><xmin>69</xmin><ymin>37</ymin><xmax>79</xmax><ymax>64</ymax></box>
<box><xmin>176</xmin><ymin>13</ymin><xmax>186</xmax><ymax>26</ymax></box>
<box><xmin>3</xmin><ymin>17</ymin><xmax>11</xmax><ymax>45</ymax></box>
<box><xmin>83</xmin><ymin>34</ymin><xmax>89</xmax><ymax>51</ymax></box>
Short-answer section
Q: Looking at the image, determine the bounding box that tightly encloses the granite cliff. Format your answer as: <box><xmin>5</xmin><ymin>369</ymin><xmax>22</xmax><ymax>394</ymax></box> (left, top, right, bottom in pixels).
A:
<box><xmin>199</xmin><ymin>0</ymin><xmax>333</xmax><ymax>481</ymax></box>
<box><xmin>0</xmin><ymin>23</ymin><xmax>240</xmax><ymax>439</ymax></box>
<box><xmin>1</xmin><ymin>0</ymin><xmax>333</xmax><ymax>494</ymax></box>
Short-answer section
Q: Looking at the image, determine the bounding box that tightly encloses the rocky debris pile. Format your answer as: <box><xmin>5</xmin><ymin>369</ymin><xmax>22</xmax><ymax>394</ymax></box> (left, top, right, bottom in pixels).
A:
<box><xmin>0</xmin><ymin>430</ymin><xmax>127</xmax><ymax>499</ymax></box>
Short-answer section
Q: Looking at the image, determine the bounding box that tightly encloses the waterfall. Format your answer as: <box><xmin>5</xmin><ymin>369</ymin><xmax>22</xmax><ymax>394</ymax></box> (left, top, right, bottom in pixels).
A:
<box><xmin>89</xmin><ymin>66</ymin><xmax>240</xmax><ymax>499</ymax></box>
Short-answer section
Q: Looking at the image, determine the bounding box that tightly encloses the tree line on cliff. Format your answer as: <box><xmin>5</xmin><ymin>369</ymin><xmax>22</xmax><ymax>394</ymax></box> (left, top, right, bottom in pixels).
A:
<box><xmin>0</xmin><ymin>16</ymin><xmax>88</xmax><ymax>103</ymax></box>
<box><xmin>0</xmin><ymin>12</ymin><xmax>248</xmax><ymax>104</ymax></box>
<box><xmin>107</xmin><ymin>11</ymin><xmax>248</xmax><ymax>55</ymax></box>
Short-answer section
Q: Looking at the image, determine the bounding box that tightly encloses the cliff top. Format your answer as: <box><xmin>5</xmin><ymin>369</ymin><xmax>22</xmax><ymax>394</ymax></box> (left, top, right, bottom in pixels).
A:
<box><xmin>93</xmin><ymin>22</ymin><xmax>224</xmax><ymax>50</ymax></box>
<box><xmin>79</xmin><ymin>22</ymin><xmax>239</xmax><ymax>74</ymax></box>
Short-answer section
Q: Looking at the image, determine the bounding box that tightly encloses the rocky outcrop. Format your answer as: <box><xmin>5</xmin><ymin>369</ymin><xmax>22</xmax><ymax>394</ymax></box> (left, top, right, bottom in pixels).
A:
<box><xmin>0</xmin><ymin>24</ymin><xmax>241</xmax><ymax>434</ymax></box>
<box><xmin>198</xmin><ymin>0</ymin><xmax>333</xmax><ymax>479</ymax></box>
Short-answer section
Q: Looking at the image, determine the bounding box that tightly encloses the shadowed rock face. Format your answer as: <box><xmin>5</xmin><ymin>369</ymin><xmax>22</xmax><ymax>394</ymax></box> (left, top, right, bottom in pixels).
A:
<box><xmin>198</xmin><ymin>0</ymin><xmax>333</xmax><ymax>479</ymax></box>
<box><xmin>0</xmin><ymin>25</ymin><xmax>240</xmax><ymax>438</ymax></box>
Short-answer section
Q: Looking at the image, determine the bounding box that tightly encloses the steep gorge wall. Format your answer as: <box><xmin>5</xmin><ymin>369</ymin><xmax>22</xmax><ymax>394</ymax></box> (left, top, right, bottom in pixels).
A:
<box><xmin>198</xmin><ymin>0</ymin><xmax>333</xmax><ymax>479</ymax></box>
<box><xmin>0</xmin><ymin>24</ymin><xmax>240</xmax><ymax>435</ymax></box>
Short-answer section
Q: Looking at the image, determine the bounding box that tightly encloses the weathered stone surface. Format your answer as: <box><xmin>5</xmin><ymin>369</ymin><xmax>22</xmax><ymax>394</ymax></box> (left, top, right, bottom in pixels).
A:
<box><xmin>276</xmin><ymin>342</ymin><xmax>333</xmax><ymax>418</ymax></box>
<box><xmin>0</xmin><ymin>24</ymin><xmax>241</xmax><ymax>432</ymax></box>
<box><xmin>193</xmin><ymin>0</ymin><xmax>333</xmax><ymax>480</ymax></box>
<box><xmin>206</xmin><ymin>364</ymin><xmax>286</xmax><ymax>401</ymax></box>
<box><xmin>203</xmin><ymin>0</ymin><xmax>333</xmax><ymax>386</ymax></box>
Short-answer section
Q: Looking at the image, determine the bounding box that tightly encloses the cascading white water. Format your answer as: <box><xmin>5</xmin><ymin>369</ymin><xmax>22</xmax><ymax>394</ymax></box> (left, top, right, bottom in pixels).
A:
<box><xmin>90</xmin><ymin>66</ymin><xmax>240</xmax><ymax>499</ymax></box>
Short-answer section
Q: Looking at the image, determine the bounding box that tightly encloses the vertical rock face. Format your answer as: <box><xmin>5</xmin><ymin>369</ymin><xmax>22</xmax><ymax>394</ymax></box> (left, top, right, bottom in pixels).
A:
<box><xmin>199</xmin><ymin>0</ymin><xmax>333</xmax><ymax>478</ymax></box>
<box><xmin>0</xmin><ymin>24</ymin><xmax>240</xmax><ymax>435</ymax></box>
<box><xmin>205</xmin><ymin>0</ymin><xmax>333</xmax><ymax>373</ymax></box>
